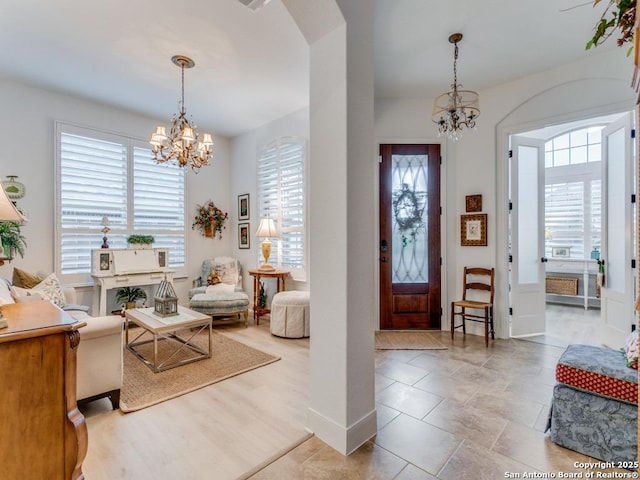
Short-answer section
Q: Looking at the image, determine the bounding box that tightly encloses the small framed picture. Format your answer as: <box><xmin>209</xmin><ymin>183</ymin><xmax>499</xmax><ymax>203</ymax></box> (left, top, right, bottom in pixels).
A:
<box><xmin>461</xmin><ymin>214</ymin><xmax>487</xmax><ymax>246</ymax></box>
<box><xmin>238</xmin><ymin>222</ymin><xmax>250</xmax><ymax>249</ymax></box>
<box><xmin>238</xmin><ymin>193</ymin><xmax>250</xmax><ymax>221</ymax></box>
<box><xmin>465</xmin><ymin>194</ymin><xmax>482</xmax><ymax>212</ymax></box>
<box><xmin>552</xmin><ymin>246</ymin><xmax>571</xmax><ymax>258</ymax></box>
<box><xmin>99</xmin><ymin>252</ymin><xmax>110</xmax><ymax>271</ymax></box>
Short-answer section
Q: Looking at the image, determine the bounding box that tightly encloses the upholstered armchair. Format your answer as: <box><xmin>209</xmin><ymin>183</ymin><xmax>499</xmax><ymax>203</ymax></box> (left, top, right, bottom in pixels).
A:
<box><xmin>188</xmin><ymin>257</ymin><xmax>250</xmax><ymax>326</ymax></box>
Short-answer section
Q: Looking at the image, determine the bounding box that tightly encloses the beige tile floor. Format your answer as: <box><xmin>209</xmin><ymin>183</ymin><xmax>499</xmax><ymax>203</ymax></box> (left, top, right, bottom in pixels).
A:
<box><xmin>250</xmin><ymin>305</ymin><xmax>636</xmax><ymax>479</ymax></box>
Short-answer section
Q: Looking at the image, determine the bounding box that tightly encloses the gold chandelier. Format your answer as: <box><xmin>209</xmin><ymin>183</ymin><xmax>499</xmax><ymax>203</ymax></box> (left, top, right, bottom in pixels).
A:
<box><xmin>149</xmin><ymin>55</ymin><xmax>213</xmax><ymax>172</ymax></box>
<box><xmin>432</xmin><ymin>33</ymin><xmax>480</xmax><ymax>141</ymax></box>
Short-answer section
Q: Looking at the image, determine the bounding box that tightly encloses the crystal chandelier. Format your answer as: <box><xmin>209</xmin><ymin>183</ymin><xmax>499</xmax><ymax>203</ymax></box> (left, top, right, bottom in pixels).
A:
<box><xmin>150</xmin><ymin>55</ymin><xmax>213</xmax><ymax>172</ymax></box>
<box><xmin>432</xmin><ymin>33</ymin><xmax>480</xmax><ymax>141</ymax></box>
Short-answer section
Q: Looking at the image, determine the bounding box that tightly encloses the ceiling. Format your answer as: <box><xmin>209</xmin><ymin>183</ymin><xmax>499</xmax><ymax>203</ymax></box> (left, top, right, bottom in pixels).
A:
<box><xmin>0</xmin><ymin>0</ymin><xmax>620</xmax><ymax>138</ymax></box>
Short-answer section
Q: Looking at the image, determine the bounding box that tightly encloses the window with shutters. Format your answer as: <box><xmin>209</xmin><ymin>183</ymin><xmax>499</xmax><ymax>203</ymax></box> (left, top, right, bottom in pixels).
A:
<box><xmin>544</xmin><ymin>126</ymin><xmax>603</xmax><ymax>259</ymax></box>
<box><xmin>55</xmin><ymin>123</ymin><xmax>185</xmax><ymax>285</ymax></box>
<box><xmin>257</xmin><ymin>137</ymin><xmax>306</xmax><ymax>280</ymax></box>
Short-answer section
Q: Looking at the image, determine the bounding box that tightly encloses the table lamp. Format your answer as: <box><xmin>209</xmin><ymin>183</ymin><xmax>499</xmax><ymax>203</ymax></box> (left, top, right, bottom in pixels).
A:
<box><xmin>0</xmin><ymin>181</ymin><xmax>26</xmax><ymax>326</ymax></box>
<box><xmin>101</xmin><ymin>216</ymin><xmax>110</xmax><ymax>249</ymax></box>
<box><xmin>255</xmin><ymin>217</ymin><xmax>280</xmax><ymax>272</ymax></box>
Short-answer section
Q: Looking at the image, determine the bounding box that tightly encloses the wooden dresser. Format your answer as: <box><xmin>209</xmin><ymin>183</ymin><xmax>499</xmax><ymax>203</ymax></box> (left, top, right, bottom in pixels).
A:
<box><xmin>0</xmin><ymin>301</ymin><xmax>88</xmax><ymax>479</ymax></box>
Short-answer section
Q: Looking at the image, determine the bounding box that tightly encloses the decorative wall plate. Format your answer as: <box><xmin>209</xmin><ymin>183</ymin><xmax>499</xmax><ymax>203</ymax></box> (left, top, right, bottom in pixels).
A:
<box><xmin>4</xmin><ymin>176</ymin><xmax>25</xmax><ymax>200</ymax></box>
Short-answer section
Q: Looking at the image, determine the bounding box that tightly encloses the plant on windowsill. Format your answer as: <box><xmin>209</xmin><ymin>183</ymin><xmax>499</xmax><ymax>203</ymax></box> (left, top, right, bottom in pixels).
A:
<box><xmin>0</xmin><ymin>221</ymin><xmax>26</xmax><ymax>260</ymax></box>
<box><xmin>127</xmin><ymin>234</ymin><xmax>155</xmax><ymax>249</ymax></box>
<box><xmin>192</xmin><ymin>200</ymin><xmax>228</xmax><ymax>239</ymax></box>
<box><xmin>115</xmin><ymin>286</ymin><xmax>147</xmax><ymax>310</ymax></box>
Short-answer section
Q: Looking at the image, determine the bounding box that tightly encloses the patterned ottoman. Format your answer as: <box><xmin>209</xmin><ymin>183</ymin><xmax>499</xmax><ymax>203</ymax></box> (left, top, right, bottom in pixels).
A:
<box><xmin>546</xmin><ymin>344</ymin><xmax>638</xmax><ymax>464</ymax></box>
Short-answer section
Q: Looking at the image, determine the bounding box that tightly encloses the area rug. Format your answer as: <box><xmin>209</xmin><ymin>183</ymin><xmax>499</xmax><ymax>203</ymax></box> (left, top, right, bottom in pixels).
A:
<box><xmin>375</xmin><ymin>331</ymin><xmax>447</xmax><ymax>350</ymax></box>
<box><xmin>120</xmin><ymin>329</ymin><xmax>280</xmax><ymax>412</ymax></box>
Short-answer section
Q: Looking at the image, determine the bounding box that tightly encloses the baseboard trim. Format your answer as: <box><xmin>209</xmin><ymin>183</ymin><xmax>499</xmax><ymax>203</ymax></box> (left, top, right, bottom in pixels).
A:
<box><xmin>306</xmin><ymin>406</ymin><xmax>377</xmax><ymax>455</ymax></box>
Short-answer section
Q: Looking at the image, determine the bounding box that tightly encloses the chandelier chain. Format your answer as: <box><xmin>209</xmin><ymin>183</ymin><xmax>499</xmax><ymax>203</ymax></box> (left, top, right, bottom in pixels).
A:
<box><xmin>149</xmin><ymin>55</ymin><xmax>213</xmax><ymax>172</ymax></box>
<box><xmin>431</xmin><ymin>33</ymin><xmax>480</xmax><ymax>141</ymax></box>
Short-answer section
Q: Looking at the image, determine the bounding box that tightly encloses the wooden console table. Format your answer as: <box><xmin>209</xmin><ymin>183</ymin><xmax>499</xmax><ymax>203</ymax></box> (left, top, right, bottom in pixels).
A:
<box><xmin>248</xmin><ymin>269</ymin><xmax>290</xmax><ymax>324</ymax></box>
<box><xmin>0</xmin><ymin>301</ymin><xmax>88</xmax><ymax>479</ymax></box>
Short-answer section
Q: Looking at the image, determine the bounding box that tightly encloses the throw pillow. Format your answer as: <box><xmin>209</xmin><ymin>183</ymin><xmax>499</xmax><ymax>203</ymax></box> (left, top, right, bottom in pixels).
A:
<box><xmin>12</xmin><ymin>268</ymin><xmax>46</xmax><ymax>289</ymax></box>
<box><xmin>15</xmin><ymin>273</ymin><xmax>68</xmax><ymax>308</ymax></box>
<box><xmin>214</xmin><ymin>256</ymin><xmax>238</xmax><ymax>286</ymax></box>
<box><xmin>10</xmin><ymin>286</ymin><xmax>44</xmax><ymax>303</ymax></box>
<box><xmin>205</xmin><ymin>283</ymin><xmax>236</xmax><ymax>295</ymax></box>
<box><xmin>623</xmin><ymin>330</ymin><xmax>638</xmax><ymax>369</ymax></box>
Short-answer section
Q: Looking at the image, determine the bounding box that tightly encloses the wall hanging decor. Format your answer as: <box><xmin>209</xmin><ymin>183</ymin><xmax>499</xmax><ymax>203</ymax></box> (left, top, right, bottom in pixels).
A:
<box><xmin>4</xmin><ymin>176</ymin><xmax>25</xmax><ymax>200</ymax></box>
<box><xmin>238</xmin><ymin>222</ymin><xmax>250</xmax><ymax>249</ymax></box>
<box><xmin>465</xmin><ymin>194</ymin><xmax>482</xmax><ymax>212</ymax></box>
<box><xmin>460</xmin><ymin>213</ymin><xmax>487</xmax><ymax>246</ymax></box>
<box><xmin>192</xmin><ymin>200</ymin><xmax>228</xmax><ymax>239</ymax></box>
<box><xmin>238</xmin><ymin>193</ymin><xmax>250</xmax><ymax>221</ymax></box>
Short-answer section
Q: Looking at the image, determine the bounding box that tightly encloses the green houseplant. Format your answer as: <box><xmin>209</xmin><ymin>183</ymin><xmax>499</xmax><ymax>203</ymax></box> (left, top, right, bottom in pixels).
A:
<box><xmin>115</xmin><ymin>287</ymin><xmax>147</xmax><ymax>309</ymax></box>
<box><xmin>126</xmin><ymin>234</ymin><xmax>155</xmax><ymax>248</ymax></box>
<box><xmin>586</xmin><ymin>0</ymin><xmax>636</xmax><ymax>53</ymax></box>
<box><xmin>0</xmin><ymin>221</ymin><xmax>26</xmax><ymax>260</ymax></box>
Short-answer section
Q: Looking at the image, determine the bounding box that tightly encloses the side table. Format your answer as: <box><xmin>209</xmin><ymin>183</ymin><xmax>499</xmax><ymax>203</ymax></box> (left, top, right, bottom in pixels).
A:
<box><xmin>248</xmin><ymin>269</ymin><xmax>290</xmax><ymax>324</ymax></box>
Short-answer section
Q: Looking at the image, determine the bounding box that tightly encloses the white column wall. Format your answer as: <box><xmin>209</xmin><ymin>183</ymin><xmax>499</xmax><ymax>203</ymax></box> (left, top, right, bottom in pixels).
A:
<box><xmin>284</xmin><ymin>0</ymin><xmax>377</xmax><ymax>454</ymax></box>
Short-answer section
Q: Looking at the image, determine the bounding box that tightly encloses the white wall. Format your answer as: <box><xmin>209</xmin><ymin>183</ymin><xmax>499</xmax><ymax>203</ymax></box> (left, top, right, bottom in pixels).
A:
<box><xmin>230</xmin><ymin>107</ymin><xmax>309</xmax><ymax>296</ymax></box>
<box><xmin>375</xmin><ymin>47</ymin><xmax>636</xmax><ymax>338</ymax></box>
<box><xmin>0</xmin><ymin>78</ymin><xmax>232</xmax><ymax>310</ymax></box>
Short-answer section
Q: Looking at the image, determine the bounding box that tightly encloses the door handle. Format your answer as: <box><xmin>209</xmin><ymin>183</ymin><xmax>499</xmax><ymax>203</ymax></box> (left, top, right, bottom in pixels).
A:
<box><xmin>540</xmin><ymin>257</ymin><xmax>548</xmax><ymax>263</ymax></box>
<box><xmin>380</xmin><ymin>256</ymin><xmax>387</xmax><ymax>263</ymax></box>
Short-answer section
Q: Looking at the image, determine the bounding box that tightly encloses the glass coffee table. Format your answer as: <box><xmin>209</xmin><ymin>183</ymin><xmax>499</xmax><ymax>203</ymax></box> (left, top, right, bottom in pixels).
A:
<box><xmin>125</xmin><ymin>306</ymin><xmax>212</xmax><ymax>373</ymax></box>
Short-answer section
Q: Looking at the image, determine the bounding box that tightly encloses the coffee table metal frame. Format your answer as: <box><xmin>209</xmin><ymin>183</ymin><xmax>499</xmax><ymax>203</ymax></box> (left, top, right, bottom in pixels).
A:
<box><xmin>125</xmin><ymin>306</ymin><xmax>212</xmax><ymax>373</ymax></box>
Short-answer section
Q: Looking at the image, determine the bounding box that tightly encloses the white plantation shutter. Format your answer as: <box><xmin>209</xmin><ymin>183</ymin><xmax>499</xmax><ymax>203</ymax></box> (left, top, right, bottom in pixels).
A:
<box><xmin>132</xmin><ymin>147</ymin><xmax>185</xmax><ymax>267</ymax></box>
<box><xmin>544</xmin><ymin>126</ymin><xmax>603</xmax><ymax>260</ymax></box>
<box><xmin>257</xmin><ymin>138</ymin><xmax>306</xmax><ymax>277</ymax></box>
<box><xmin>57</xmin><ymin>123</ymin><xmax>185</xmax><ymax>284</ymax></box>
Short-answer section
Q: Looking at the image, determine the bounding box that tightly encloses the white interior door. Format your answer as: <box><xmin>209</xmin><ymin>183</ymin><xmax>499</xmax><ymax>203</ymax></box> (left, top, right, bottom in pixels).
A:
<box><xmin>510</xmin><ymin>136</ymin><xmax>546</xmax><ymax>337</ymax></box>
<box><xmin>600</xmin><ymin>113</ymin><xmax>635</xmax><ymax>347</ymax></box>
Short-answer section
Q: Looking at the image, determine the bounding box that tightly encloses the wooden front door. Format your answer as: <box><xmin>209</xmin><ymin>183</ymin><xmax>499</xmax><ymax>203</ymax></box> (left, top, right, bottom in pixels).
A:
<box><xmin>379</xmin><ymin>144</ymin><xmax>441</xmax><ymax>329</ymax></box>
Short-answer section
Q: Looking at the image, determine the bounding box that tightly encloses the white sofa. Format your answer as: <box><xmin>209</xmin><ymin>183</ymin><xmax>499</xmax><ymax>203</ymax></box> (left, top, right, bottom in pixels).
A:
<box><xmin>62</xmin><ymin>287</ymin><xmax>124</xmax><ymax>410</ymax></box>
<box><xmin>0</xmin><ymin>277</ymin><xmax>124</xmax><ymax>409</ymax></box>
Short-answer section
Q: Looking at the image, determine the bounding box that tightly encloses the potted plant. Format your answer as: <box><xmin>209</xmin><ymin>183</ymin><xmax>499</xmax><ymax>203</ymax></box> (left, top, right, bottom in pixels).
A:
<box><xmin>0</xmin><ymin>221</ymin><xmax>26</xmax><ymax>260</ymax></box>
<box><xmin>586</xmin><ymin>0</ymin><xmax>636</xmax><ymax>52</ymax></box>
<box><xmin>192</xmin><ymin>200</ymin><xmax>228</xmax><ymax>239</ymax></box>
<box><xmin>126</xmin><ymin>234</ymin><xmax>155</xmax><ymax>249</ymax></box>
<box><xmin>115</xmin><ymin>287</ymin><xmax>147</xmax><ymax>309</ymax></box>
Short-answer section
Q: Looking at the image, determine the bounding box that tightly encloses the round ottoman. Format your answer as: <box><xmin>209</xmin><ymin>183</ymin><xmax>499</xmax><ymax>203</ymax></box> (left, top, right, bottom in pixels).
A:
<box><xmin>270</xmin><ymin>291</ymin><xmax>310</xmax><ymax>338</ymax></box>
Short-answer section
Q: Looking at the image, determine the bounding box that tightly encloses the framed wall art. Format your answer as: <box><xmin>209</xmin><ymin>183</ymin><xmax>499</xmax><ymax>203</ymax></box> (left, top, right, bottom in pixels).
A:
<box><xmin>238</xmin><ymin>193</ymin><xmax>250</xmax><ymax>221</ymax></box>
<box><xmin>465</xmin><ymin>194</ymin><xmax>482</xmax><ymax>212</ymax></box>
<box><xmin>238</xmin><ymin>222</ymin><xmax>250</xmax><ymax>249</ymax></box>
<box><xmin>460</xmin><ymin>213</ymin><xmax>487</xmax><ymax>246</ymax></box>
<box><xmin>552</xmin><ymin>246</ymin><xmax>571</xmax><ymax>258</ymax></box>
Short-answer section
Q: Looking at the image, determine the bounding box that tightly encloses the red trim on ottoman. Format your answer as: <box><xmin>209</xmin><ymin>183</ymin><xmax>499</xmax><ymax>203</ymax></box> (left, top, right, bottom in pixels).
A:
<box><xmin>556</xmin><ymin>364</ymin><xmax>638</xmax><ymax>405</ymax></box>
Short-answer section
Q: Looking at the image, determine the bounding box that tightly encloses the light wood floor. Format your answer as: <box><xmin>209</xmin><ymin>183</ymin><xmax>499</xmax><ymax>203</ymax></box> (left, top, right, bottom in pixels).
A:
<box><xmin>81</xmin><ymin>322</ymin><xmax>312</xmax><ymax>480</ymax></box>
<box><xmin>82</xmin><ymin>310</ymin><xmax>630</xmax><ymax>479</ymax></box>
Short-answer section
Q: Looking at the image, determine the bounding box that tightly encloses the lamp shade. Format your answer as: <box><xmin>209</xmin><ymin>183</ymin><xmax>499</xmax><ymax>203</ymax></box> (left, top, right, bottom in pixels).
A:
<box><xmin>255</xmin><ymin>217</ymin><xmax>280</xmax><ymax>238</ymax></box>
<box><xmin>0</xmin><ymin>182</ymin><xmax>25</xmax><ymax>223</ymax></box>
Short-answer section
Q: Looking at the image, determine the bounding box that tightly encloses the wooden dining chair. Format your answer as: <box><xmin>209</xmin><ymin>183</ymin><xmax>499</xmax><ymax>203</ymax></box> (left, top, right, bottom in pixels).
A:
<box><xmin>450</xmin><ymin>267</ymin><xmax>495</xmax><ymax>347</ymax></box>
